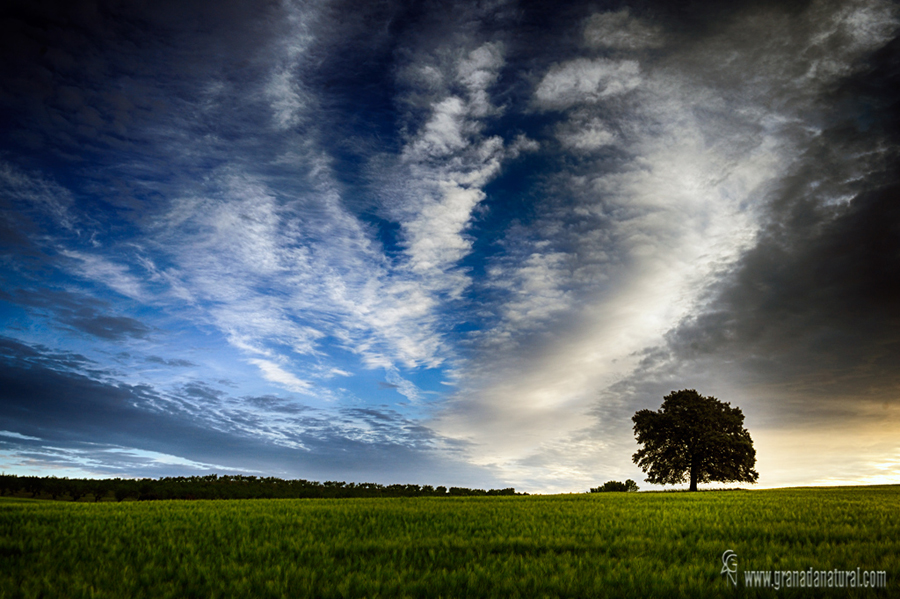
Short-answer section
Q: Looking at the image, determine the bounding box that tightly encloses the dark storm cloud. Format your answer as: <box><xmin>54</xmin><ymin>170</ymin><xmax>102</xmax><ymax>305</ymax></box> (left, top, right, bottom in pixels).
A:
<box><xmin>635</xmin><ymin>33</ymin><xmax>900</xmax><ymax>415</ymax></box>
<box><xmin>243</xmin><ymin>394</ymin><xmax>309</xmax><ymax>414</ymax></box>
<box><xmin>1</xmin><ymin>287</ymin><xmax>151</xmax><ymax>340</ymax></box>
<box><xmin>0</xmin><ymin>335</ymin><xmax>93</xmax><ymax>371</ymax></box>
<box><xmin>146</xmin><ymin>355</ymin><xmax>195</xmax><ymax>367</ymax></box>
<box><xmin>180</xmin><ymin>383</ymin><xmax>225</xmax><ymax>404</ymax></box>
<box><xmin>62</xmin><ymin>313</ymin><xmax>151</xmax><ymax>340</ymax></box>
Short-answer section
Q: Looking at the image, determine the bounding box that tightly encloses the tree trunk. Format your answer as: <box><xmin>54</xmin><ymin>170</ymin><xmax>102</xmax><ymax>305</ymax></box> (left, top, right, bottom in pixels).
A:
<box><xmin>689</xmin><ymin>453</ymin><xmax>698</xmax><ymax>492</ymax></box>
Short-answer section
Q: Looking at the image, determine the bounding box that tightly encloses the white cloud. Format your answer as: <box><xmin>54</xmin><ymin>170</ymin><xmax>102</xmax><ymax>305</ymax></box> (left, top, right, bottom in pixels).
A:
<box><xmin>557</xmin><ymin>118</ymin><xmax>616</xmax><ymax>151</ymax></box>
<box><xmin>0</xmin><ymin>161</ymin><xmax>77</xmax><ymax>231</ymax></box>
<box><xmin>104</xmin><ymin>447</ymin><xmax>240</xmax><ymax>472</ymax></box>
<box><xmin>150</xmin><ymin>166</ymin><xmax>453</xmax><ymax>389</ymax></box>
<box><xmin>506</xmin><ymin>133</ymin><xmax>540</xmax><ymax>158</ymax></box>
<box><xmin>409</xmin><ymin>96</ymin><xmax>469</xmax><ymax>158</ymax></box>
<box><xmin>62</xmin><ymin>250</ymin><xmax>146</xmax><ymax>300</ymax></box>
<box><xmin>267</xmin><ymin>68</ymin><xmax>308</xmax><ymax>131</ymax></box>
<box><xmin>0</xmin><ymin>430</ymin><xmax>41</xmax><ymax>441</ymax></box>
<box><xmin>457</xmin><ymin>42</ymin><xmax>504</xmax><ymax>117</ymax></box>
<box><xmin>389</xmin><ymin>41</ymin><xmax>511</xmax><ymax>293</ymax></box>
<box><xmin>384</xmin><ymin>366</ymin><xmax>424</xmax><ymax>403</ymax></box>
<box><xmin>534</xmin><ymin>58</ymin><xmax>641</xmax><ymax>110</ymax></box>
<box><xmin>264</xmin><ymin>1</ymin><xmax>319</xmax><ymax>130</ymax></box>
<box><xmin>248</xmin><ymin>358</ymin><xmax>312</xmax><ymax>393</ymax></box>
<box><xmin>491</xmin><ymin>252</ymin><xmax>572</xmax><ymax>328</ymax></box>
<box><xmin>814</xmin><ymin>0</ymin><xmax>898</xmax><ymax>54</ymax></box>
<box><xmin>583</xmin><ymin>9</ymin><xmax>664</xmax><ymax>50</ymax></box>
<box><xmin>403</xmin><ymin>176</ymin><xmax>486</xmax><ymax>274</ymax></box>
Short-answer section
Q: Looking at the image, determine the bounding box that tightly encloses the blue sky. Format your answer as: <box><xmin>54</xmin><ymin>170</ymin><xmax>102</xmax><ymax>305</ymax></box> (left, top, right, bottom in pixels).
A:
<box><xmin>1</xmin><ymin>0</ymin><xmax>899</xmax><ymax>492</ymax></box>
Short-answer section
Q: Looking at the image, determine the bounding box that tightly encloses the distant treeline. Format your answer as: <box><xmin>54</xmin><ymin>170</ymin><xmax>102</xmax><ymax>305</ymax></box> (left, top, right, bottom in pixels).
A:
<box><xmin>590</xmin><ymin>479</ymin><xmax>639</xmax><ymax>493</ymax></box>
<box><xmin>0</xmin><ymin>474</ymin><xmax>521</xmax><ymax>502</ymax></box>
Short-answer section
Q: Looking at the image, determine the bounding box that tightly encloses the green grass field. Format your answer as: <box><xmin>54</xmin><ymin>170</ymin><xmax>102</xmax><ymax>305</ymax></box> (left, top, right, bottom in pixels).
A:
<box><xmin>1</xmin><ymin>486</ymin><xmax>897</xmax><ymax>598</ymax></box>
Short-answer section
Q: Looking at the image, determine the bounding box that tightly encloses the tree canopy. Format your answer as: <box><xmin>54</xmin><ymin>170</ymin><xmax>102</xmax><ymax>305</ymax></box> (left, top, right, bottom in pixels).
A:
<box><xmin>590</xmin><ymin>479</ymin><xmax>639</xmax><ymax>493</ymax></box>
<box><xmin>632</xmin><ymin>389</ymin><xmax>758</xmax><ymax>491</ymax></box>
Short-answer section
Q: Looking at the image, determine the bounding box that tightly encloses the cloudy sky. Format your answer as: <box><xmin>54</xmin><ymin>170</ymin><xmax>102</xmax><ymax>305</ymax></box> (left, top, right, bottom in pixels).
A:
<box><xmin>1</xmin><ymin>0</ymin><xmax>898</xmax><ymax>492</ymax></box>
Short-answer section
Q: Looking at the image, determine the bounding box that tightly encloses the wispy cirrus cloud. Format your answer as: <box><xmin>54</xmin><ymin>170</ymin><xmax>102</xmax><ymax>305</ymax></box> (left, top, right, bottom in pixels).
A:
<box><xmin>61</xmin><ymin>250</ymin><xmax>147</xmax><ymax>301</ymax></box>
<box><xmin>390</xmin><ymin>41</ymin><xmax>510</xmax><ymax>285</ymax></box>
<box><xmin>150</xmin><ymin>169</ymin><xmax>445</xmax><ymax>389</ymax></box>
<box><xmin>0</xmin><ymin>335</ymin><xmax>499</xmax><ymax>485</ymax></box>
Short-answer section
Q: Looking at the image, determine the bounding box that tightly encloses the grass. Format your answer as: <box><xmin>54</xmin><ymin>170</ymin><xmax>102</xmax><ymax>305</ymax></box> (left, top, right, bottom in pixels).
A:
<box><xmin>1</xmin><ymin>486</ymin><xmax>897</xmax><ymax>598</ymax></box>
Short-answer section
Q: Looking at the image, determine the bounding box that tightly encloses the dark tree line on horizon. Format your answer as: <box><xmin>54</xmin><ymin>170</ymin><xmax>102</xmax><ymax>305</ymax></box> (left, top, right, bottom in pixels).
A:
<box><xmin>0</xmin><ymin>474</ymin><xmax>521</xmax><ymax>502</ymax></box>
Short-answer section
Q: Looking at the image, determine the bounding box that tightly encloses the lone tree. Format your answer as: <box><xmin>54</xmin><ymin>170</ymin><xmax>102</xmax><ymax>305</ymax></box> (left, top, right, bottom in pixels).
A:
<box><xmin>632</xmin><ymin>389</ymin><xmax>758</xmax><ymax>492</ymax></box>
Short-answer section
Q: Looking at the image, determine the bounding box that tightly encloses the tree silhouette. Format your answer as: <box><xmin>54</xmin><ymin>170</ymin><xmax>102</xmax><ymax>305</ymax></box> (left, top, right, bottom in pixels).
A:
<box><xmin>632</xmin><ymin>389</ymin><xmax>758</xmax><ymax>491</ymax></box>
<box><xmin>590</xmin><ymin>479</ymin><xmax>639</xmax><ymax>493</ymax></box>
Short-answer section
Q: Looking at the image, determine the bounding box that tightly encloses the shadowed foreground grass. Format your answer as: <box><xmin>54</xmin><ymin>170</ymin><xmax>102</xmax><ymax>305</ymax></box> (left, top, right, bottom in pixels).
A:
<box><xmin>1</xmin><ymin>486</ymin><xmax>897</xmax><ymax>598</ymax></box>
